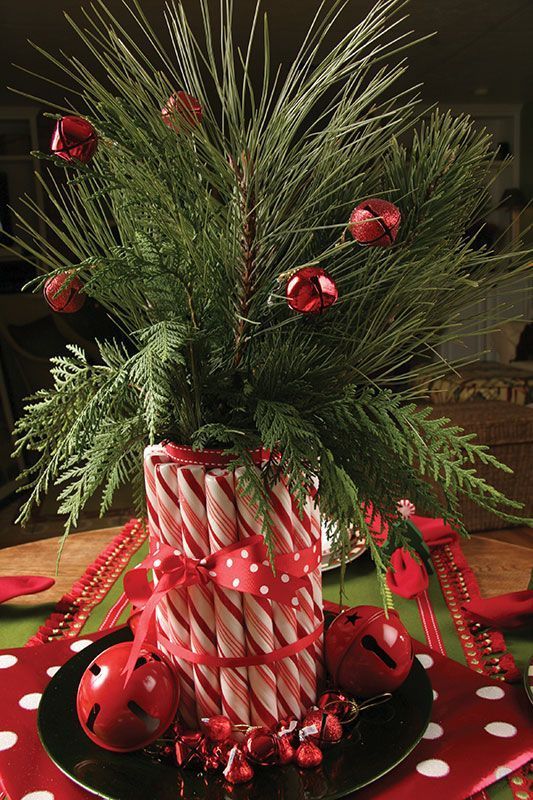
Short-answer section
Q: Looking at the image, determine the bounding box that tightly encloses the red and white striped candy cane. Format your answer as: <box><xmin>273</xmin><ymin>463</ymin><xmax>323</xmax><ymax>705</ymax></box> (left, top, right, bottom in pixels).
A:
<box><xmin>205</xmin><ymin>469</ymin><xmax>251</xmax><ymax>726</ymax></box>
<box><xmin>268</xmin><ymin>480</ymin><xmax>303</xmax><ymax>719</ymax></box>
<box><xmin>308</xmin><ymin>496</ymin><xmax>325</xmax><ymax>684</ymax></box>
<box><xmin>235</xmin><ymin>467</ymin><xmax>279</xmax><ymax>729</ymax></box>
<box><xmin>290</xmin><ymin>494</ymin><xmax>319</xmax><ymax>713</ymax></box>
<box><xmin>154</xmin><ymin>462</ymin><xmax>198</xmax><ymax>728</ymax></box>
<box><xmin>143</xmin><ymin>444</ymin><xmax>169</xmax><ymax>540</ymax></box>
<box><xmin>178</xmin><ymin>465</ymin><xmax>222</xmax><ymax>719</ymax></box>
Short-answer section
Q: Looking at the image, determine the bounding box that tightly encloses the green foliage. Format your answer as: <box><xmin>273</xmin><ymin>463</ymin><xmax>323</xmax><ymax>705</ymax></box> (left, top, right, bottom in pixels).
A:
<box><xmin>11</xmin><ymin>0</ymin><xmax>532</xmax><ymax>575</ymax></box>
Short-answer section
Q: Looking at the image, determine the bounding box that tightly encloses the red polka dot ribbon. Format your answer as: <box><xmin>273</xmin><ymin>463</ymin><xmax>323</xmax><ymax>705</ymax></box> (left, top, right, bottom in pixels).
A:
<box><xmin>123</xmin><ymin>535</ymin><xmax>321</xmax><ymax>682</ymax></box>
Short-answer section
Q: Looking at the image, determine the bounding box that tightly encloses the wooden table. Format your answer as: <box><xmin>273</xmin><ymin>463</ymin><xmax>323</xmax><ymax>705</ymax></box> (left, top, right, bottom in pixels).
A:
<box><xmin>0</xmin><ymin>525</ymin><xmax>530</xmax><ymax>608</ymax></box>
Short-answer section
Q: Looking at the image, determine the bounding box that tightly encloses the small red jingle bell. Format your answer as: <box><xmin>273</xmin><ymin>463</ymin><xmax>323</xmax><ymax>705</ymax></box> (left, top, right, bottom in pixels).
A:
<box><xmin>162</xmin><ymin>91</ymin><xmax>202</xmax><ymax>131</ymax></box>
<box><xmin>76</xmin><ymin>642</ymin><xmax>179</xmax><ymax>752</ymax></box>
<box><xmin>317</xmin><ymin>690</ymin><xmax>355</xmax><ymax>724</ymax></box>
<box><xmin>44</xmin><ymin>272</ymin><xmax>85</xmax><ymax>313</ymax></box>
<box><xmin>325</xmin><ymin>605</ymin><xmax>413</xmax><ymax>698</ymax></box>
<box><xmin>243</xmin><ymin>727</ymin><xmax>281</xmax><ymax>766</ymax></box>
<box><xmin>286</xmin><ymin>266</ymin><xmax>338</xmax><ymax>314</ymax></box>
<box><xmin>302</xmin><ymin>709</ymin><xmax>343</xmax><ymax>748</ymax></box>
<box><xmin>51</xmin><ymin>115</ymin><xmax>98</xmax><ymax>164</ymax></box>
<box><xmin>175</xmin><ymin>730</ymin><xmax>205</xmax><ymax>768</ymax></box>
<box><xmin>348</xmin><ymin>199</ymin><xmax>401</xmax><ymax>247</ymax></box>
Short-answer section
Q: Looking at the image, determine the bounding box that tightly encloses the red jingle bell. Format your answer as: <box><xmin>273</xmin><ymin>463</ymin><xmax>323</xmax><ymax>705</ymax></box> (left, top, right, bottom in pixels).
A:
<box><xmin>175</xmin><ymin>730</ymin><xmax>205</xmax><ymax>768</ymax></box>
<box><xmin>243</xmin><ymin>727</ymin><xmax>280</xmax><ymax>766</ymax></box>
<box><xmin>286</xmin><ymin>266</ymin><xmax>338</xmax><ymax>314</ymax></box>
<box><xmin>325</xmin><ymin>605</ymin><xmax>414</xmax><ymax>698</ymax></box>
<box><xmin>317</xmin><ymin>690</ymin><xmax>354</xmax><ymax>724</ymax></box>
<box><xmin>76</xmin><ymin>642</ymin><xmax>180</xmax><ymax>752</ymax></box>
<box><xmin>51</xmin><ymin>116</ymin><xmax>98</xmax><ymax>164</ymax></box>
<box><xmin>302</xmin><ymin>709</ymin><xmax>343</xmax><ymax>747</ymax></box>
<box><xmin>348</xmin><ymin>199</ymin><xmax>401</xmax><ymax>247</ymax></box>
<box><xmin>162</xmin><ymin>91</ymin><xmax>203</xmax><ymax>131</ymax></box>
<box><xmin>44</xmin><ymin>272</ymin><xmax>85</xmax><ymax>313</ymax></box>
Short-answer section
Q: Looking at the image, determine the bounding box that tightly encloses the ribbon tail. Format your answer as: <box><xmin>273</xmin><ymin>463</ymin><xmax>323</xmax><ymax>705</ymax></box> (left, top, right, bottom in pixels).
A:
<box><xmin>121</xmin><ymin>586</ymin><xmax>167</xmax><ymax>686</ymax></box>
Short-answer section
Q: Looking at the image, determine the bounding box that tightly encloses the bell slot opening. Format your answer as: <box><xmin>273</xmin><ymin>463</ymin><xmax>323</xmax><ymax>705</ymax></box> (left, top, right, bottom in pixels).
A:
<box><xmin>89</xmin><ymin>663</ymin><xmax>101</xmax><ymax>675</ymax></box>
<box><xmin>127</xmin><ymin>700</ymin><xmax>160</xmax><ymax>733</ymax></box>
<box><xmin>134</xmin><ymin>656</ymin><xmax>147</xmax><ymax>669</ymax></box>
<box><xmin>86</xmin><ymin>703</ymin><xmax>101</xmax><ymax>732</ymax></box>
<box><xmin>361</xmin><ymin>635</ymin><xmax>397</xmax><ymax>668</ymax></box>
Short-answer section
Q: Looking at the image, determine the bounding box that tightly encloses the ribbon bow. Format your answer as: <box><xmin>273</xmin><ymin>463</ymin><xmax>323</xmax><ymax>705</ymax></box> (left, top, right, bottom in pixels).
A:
<box><xmin>123</xmin><ymin>534</ymin><xmax>320</xmax><ymax>683</ymax></box>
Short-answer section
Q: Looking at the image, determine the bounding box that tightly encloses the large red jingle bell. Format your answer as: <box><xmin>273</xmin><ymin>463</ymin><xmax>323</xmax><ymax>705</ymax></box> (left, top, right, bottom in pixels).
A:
<box><xmin>76</xmin><ymin>642</ymin><xmax>180</xmax><ymax>752</ymax></box>
<box><xmin>325</xmin><ymin>605</ymin><xmax>414</xmax><ymax>698</ymax></box>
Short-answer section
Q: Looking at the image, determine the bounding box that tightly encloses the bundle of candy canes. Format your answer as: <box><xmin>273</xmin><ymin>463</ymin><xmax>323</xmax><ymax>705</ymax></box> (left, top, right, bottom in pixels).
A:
<box><xmin>137</xmin><ymin>443</ymin><xmax>325</xmax><ymax>736</ymax></box>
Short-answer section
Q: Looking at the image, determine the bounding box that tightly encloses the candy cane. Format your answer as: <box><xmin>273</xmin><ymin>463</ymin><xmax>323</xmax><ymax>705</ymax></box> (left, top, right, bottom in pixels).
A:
<box><xmin>205</xmin><ymin>469</ymin><xmax>251</xmax><ymax>726</ymax></box>
<box><xmin>268</xmin><ymin>480</ymin><xmax>303</xmax><ymax>719</ymax></box>
<box><xmin>235</xmin><ymin>467</ymin><xmax>279</xmax><ymax>728</ymax></box>
<box><xmin>178</xmin><ymin>465</ymin><xmax>222</xmax><ymax>718</ymax></box>
<box><xmin>308</xmin><ymin>497</ymin><xmax>325</xmax><ymax>685</ymax></box>
<box><xmin>154</xmin><ymin>462</ymin><xmax>198</xmax><ymax>728</ymax></box>
<box><xmin>290</xmin><ymin>494</ymin><xmax>318</xmax><ymax>712</ymax></box>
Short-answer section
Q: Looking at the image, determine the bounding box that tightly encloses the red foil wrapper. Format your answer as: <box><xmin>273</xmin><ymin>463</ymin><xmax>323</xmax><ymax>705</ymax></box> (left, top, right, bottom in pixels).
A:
<box><xmin>295</xmin><ymin>741</ymin><xmax>323</xmax><ymax>768</ymax></box>
<box><xmin>223</xmin><ymin>746</ymin><xmax>254</xmax><ymax>784</ymax></box>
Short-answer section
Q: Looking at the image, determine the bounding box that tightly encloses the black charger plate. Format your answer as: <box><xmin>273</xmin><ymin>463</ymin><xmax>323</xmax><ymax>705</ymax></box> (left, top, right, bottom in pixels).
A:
<box><xmin>38</xmin><ymin>627</ymin><xmax>432</xmax><ymax>800</ymax></box>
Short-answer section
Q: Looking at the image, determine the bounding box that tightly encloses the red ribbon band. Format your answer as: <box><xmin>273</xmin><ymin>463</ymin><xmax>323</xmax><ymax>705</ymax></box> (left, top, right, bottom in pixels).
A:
<box><xmin>123</xmin><ymin>534</ymin><xmax>321</xmax><ymax>683</ymax></box>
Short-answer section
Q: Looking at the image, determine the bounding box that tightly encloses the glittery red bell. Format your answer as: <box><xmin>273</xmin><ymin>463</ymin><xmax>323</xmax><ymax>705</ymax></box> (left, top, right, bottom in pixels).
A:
<box><xmin>348</xmin><ymin>199</ymin><xmax>401</xmax><ymax>246</ymax></box>
<box><xmin>325</xmin><ymin>605</ymin><xmax>414</xmax><ymax>698</ymax></box>
<box><xmin>76</xmin><ymin>642</ymin><xmax>180</xmax><ymax>752</ymax></box>
<box><xmin>317</xmin><ymin>690</ymin><xmax>354</xmax><ymax>724</ymax></box>
<box><xmin>302</xmin><ymin>709</ymin><xmax>343</xmax><ymax>747</ymax></box>
<box><xmin>44</xmin><ymin>272</ymin><xmax>85</xmax><ymax>313</ymax></box>
<box><xmin>286</xmin><ymin>266</ymin><xmax>338</xmax><ymax>314</ymax></box>
<box><xmin>51</xmin><ymin>116</ymin><xmax>98</xmax><ymax>164</ymax></box>
<box><xmin>162</xmin><ymin>91</ymin><xmax>203</xmax><ymax>130</ymax></box>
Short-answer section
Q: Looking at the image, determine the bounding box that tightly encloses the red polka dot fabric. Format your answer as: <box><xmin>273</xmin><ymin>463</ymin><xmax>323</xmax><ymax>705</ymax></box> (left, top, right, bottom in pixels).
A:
<box><xmin>0</xmin><ymin>629</ymin><xmax>531</xmax><ymax>799</ymax></box>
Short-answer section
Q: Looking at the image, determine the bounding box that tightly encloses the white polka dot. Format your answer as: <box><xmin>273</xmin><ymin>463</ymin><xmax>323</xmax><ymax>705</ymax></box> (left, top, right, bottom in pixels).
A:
<box><xmin>19</xmin><ymin>693</ymin><xmax>42</xmax><ymax>710</ymax></box>
<box><xmin>416</xmin><ymin>653</ymin><xmax>434</xmax><ymax>669</ymax></box>
<box><xmin>209</xmin><ymin>570</ymin><xmax>217</xmax><ymax>578</ymax></box>
<box><xmin>262</xmin><ymin>560</ymin><xmax>269</xmax><ymax>567</ymax></box>
<box><xmin>423</xmin><ymin>722</ymin><xmax>443</xmax><ymax>740</ymax></box>
<box><xmin>294</xmin><ymin>553</ymin><xmax>301</xmax><ymax>561</ymax></box>
<box><xmin>226</xmin><ymin>558</ymin><xmax>233</xmax><ymax>568</ymax></box>
<box><xmin>0</xmin><ymin>731</ymin><xmax>18</xmax><ymax>751</ymax></box>
<box><xmin>281</xmin><ymin>574</ymin><xmax>289</xmax><ymax>583</ymax></box>
<box><xmin>153</xmin><ymin>558</ymin><xmax>161</xmax><ymax>568</ymax></box>
<box><xmin>241</xmin><ymin>549</ymin><xmax>249</xmax><ymax>559</ymax></box>
<box><xmin>291</xmin><ymin>597</ymin><xmax>299</xmax><ymax>607</ymax></box>
<box><xmin>484</xmin><ymin>722</ymin><xmax>517</xmax><ymax>738</ymax></box>
<box><xmin>250</xmin><ymin>563</ymin><xmax>258</xmax><ymax>573</ymax></box>
<box><xmin>0</xmin><ymin>655</ymin><xmax>17</xmax><ymax>669</ymax></box>
<box><xmin>494</xmin><ymin>766</ymin><xmax>512</xmax><ymax>780</ymax></box>
<box><xmin>416</xmin><ymin>759</ymin><xmax>450</xmax><ymax>778</ymax></box>
<box><xmin>432</xmin><ymin>690</ymin><xmax>439</xmax><ymax>701</ymax></box>
<box><xmin>70</xmin><ymin>639</ymin><xmax>92</xmax><ymax>653</ymax></box>
<box><xmin>232</xmin><ymin>578</ymin><xmax>240</xmax><ymax>588</ymax></box>
<box><xmin>476</xmin><ymin>686</ymin><xmax>505</xmax><ymax>700</ymax></box>
<box><xmin>47</xmin><ymin>666</ymin><xmax>60</xmax><ymax>678</ymax></box>
<box><xmin>260</xmin><ymin>585</ymin><xmax>269</xmax><ymax>595</ymax></box>
<box><xmin>312</xmin><ymin>544</ymin><xmax>317</xmax><ymax>553</ymax></box>
<box><xmin>21</xmin><ymin>792</ymin><xmax>55</xmax><ymax>800</ymax></box>
<box><xmin>173</xmin><ymin>549</ymin><xmax>180</xmax><ymax>556</ymax></box>
<box><xmin>303</xmin><ymin>565</ymin><xmax>309</xmax><ymax>573</ymax></box>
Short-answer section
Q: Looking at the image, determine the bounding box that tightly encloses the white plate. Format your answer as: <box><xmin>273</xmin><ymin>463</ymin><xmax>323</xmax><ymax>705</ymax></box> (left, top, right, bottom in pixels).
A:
<box><xmin>321</xmin><ymin>520</ymin><xmax>367</xmax><ymax>572</ymax></box>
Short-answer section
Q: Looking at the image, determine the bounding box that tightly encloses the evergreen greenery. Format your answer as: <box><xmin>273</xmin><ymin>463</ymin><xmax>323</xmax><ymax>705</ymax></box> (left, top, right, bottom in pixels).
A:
<box><xmin>11</xmin><ymin>0</ymin><xmax>532</xmax><ymax>587</ymax></box>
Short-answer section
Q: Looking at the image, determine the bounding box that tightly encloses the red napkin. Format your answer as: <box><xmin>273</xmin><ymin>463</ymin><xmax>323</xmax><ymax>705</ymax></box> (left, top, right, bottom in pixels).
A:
<box><xmin>413</xmin><ymin>515</ymin><xmax>459</xmax><ymax>546</ymax></box>
<box><xmin>0</xmin><ymin>629</ymin><xmax>531</xmax><ymax>800</ymax></box>
<box><xmin>0</xmin><ymin>576</ymin><xmax>55</xmax><ymax>603</ymax></box>
<box><xmin>386</xmin><ymin>547</ymin><xmax>429</xmax><ymax>599</ymax></box>
<box><xmin>462</xmin><ymin>590</ymin><xmax>533</xmax><ymax>630</ymax></box>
